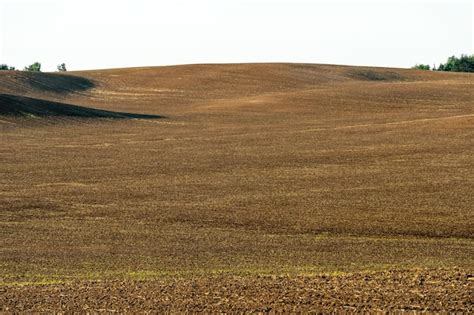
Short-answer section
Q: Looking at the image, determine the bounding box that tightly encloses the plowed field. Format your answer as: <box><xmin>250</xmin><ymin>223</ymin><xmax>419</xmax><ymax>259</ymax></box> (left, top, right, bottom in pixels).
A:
<box><xmin>1</xmin><ymin>64</ymin><xmax>473</xmax><ymax>311</ymax></box>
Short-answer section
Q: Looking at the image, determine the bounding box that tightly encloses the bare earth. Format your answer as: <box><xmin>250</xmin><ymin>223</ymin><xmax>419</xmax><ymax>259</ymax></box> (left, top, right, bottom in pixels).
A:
<box><xmin>0</xmin><ymin>63</ymin><xmax>473</xmax><ymax>312</ymax></box>
<box><xmin>2</xmin><ymin>270</ymin><xmax>473</xmax><ymax>312</ymax></box>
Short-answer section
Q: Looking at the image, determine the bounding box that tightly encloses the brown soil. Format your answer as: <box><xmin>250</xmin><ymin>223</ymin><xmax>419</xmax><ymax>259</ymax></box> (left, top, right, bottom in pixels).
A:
<box><xmin>0</xmin><ymin>63</ymin><xmax>473</xmax><ymax>311</ymax></box>
<box><xmin>1</xmin><ymin>269</ymin><xmax>472</xmax><ymax>313</ymax></box>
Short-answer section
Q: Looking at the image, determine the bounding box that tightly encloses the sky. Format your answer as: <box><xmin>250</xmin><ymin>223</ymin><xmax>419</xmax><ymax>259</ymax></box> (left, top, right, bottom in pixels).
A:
<box><xmin>0</xmin><ymin>0</ymin><xmax>472</xmax><ymax>71</ymax></box>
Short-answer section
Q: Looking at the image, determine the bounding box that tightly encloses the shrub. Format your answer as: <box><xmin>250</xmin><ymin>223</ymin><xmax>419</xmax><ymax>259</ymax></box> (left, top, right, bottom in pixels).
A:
<box><xmin>24</xmin><ymin>62</ymin><xmax>42</xmax><ymax>72</ymax></box>
<box><xmin>57</xmin><ymin>63</ymin><xmax>67</xmax><ymax>72</ymax></box>
<box><xmin>0</xmin><ymin>64</ymin><xmax>15</xmax><ymax>71</ymax></box>
<box><xmin>412</xmin><ymin>64</ymin><xmax>430</xmax><ymax>70</ymax></box>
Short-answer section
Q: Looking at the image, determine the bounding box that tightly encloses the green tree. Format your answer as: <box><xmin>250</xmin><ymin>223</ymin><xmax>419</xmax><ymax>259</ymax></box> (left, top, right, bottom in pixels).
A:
<box><xmin>24</xmin><ymin>62</ymin><xmax>42</xmax><ymax>72</ymax></box>
<box><xmin>0</xmin><ymin>64</ymin><xmax>15</xmax><ymax>71</ymax></box>
<box><xmin>57</xmin><ymin>63</ymin><xmax>67</xmax><ymax>72</ymax></box>
<box><xmin>437</xmin><ymin>55</ymin><xmax>474</xmax><ymax>72</ymax></box>
<box><xmin>412</xmin><ymin>64</ymin><xmax>430</xmax><ymax>70</ymax></box>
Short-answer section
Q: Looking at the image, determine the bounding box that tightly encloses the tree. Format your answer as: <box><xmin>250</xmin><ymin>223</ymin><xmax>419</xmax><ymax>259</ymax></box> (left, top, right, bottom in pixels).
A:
<box><xmin>57</xmin><ymin>63</ymin><xmax>67</xmax><ymax>72</ymax></box>
<box><xmin>0</xmin><ymin>64</ymin><xmax>15</xmax><ymax>71</ymax></box>
<box><xmin>24</xmin><ymin>62</ymin><xmax>42</xmax><ymax>72</ymax></box>
<box><xmin>412</xmin><ymin>64</ymin><xmax>430</xmax><ymax>70</ymax></box>
<box><xmin>437</xmin><ymin>55</ymin><xmax>474</xmax><ymax>73</ymax></box>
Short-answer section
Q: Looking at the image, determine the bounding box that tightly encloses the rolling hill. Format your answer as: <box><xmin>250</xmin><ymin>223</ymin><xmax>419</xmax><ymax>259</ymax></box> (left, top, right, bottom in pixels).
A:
<box><xmin>1</xmin><ymin>63</ymin><xmax>473</xmax><ymax>312</ymax></box>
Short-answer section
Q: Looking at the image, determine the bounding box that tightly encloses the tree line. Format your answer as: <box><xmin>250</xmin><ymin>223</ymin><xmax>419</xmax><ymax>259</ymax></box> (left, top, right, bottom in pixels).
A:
<box><xmin>0</xmin><ymin>62</ymin><xmax>67</xmax><ymax>72</ymax></box>
<box><xmin>413</xmin><ymin>54</ymin><xmax>474</xmax><ymax>72</ymax></box>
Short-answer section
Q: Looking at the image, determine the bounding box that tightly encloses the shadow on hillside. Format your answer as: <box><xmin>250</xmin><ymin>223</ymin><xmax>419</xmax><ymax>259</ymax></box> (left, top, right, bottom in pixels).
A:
<box><xmin>18</xmin><ymin>72</ymin><xmax>96</xmax><ymax>94</ymax></box>
<box><xmin>349</xmin><ymin>69</ymin><xmax>405</xmax><ymax>82</ymax></box>
<box><xmin>0</xmin><ymin>94</ymin><xmax>163</xmax><ymax>119</ymax></box>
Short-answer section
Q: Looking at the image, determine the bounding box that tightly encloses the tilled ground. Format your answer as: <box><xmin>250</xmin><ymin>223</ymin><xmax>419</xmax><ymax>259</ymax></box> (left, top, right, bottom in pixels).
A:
<box><xmin>1</xmin><ymin>269</ymin><xmax>472</xmax><ymax>313</ymax></box>
<box><xmin>1</xmin><ymin>65</ymin><xmax>473</xmax><ymax>313</ymax></box>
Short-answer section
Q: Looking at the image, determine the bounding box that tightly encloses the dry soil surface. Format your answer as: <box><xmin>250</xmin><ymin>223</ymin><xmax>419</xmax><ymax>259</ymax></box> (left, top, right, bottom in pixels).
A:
<box><xmin>1</xmin><ymin>64</ymin><xmax>473</xmax><ymax>312</ymax></box>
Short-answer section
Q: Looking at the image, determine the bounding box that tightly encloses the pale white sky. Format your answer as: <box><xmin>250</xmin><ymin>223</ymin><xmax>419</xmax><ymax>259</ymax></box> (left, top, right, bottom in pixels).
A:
<box><xmin>0</xmin><ymin>0</ymin><xmax>472</xmax><ymax>71</ymax></box>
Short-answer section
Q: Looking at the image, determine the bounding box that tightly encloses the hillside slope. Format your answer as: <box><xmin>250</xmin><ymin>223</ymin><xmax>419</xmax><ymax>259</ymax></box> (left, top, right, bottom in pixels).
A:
<box><xmin>1</xmin><ymin>63</ymin><xmax>472</xmax><ymax>116</ymax></box>
<box><xmin>1</xmin><ymin>63</ymin><xmax>473</xmax><ymax>311</ymax></box>
<box><xmin>0</xmin><ymin>71</ymin><xmax>158</xmax><ymax>119</ymax></box>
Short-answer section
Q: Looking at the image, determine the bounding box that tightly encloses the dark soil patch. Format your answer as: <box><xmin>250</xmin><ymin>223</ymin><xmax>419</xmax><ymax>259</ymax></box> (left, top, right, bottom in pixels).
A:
<box><xmin>0</xmin><ymin>94</ymin><xmax>162</xmax><ymax>119</ymax></box>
